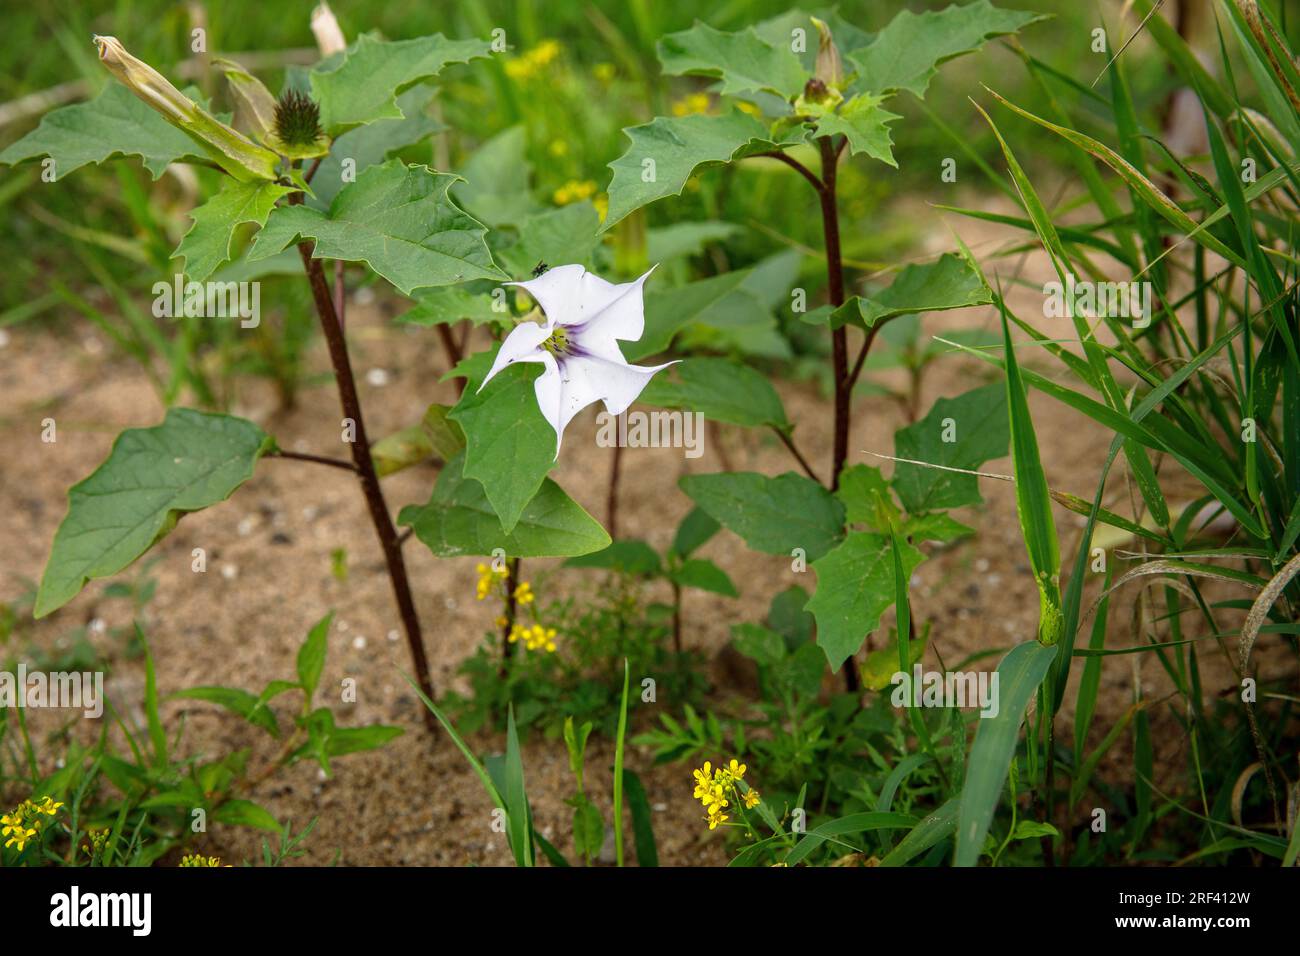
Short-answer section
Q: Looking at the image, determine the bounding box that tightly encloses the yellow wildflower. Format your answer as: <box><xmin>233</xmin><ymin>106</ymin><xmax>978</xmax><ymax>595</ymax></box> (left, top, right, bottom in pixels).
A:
<box><xmin>2</xmin><ymin>797</ymin><xmax>62</xmax><ymax>853</ymax></box>
<box><xmin>514</xmin><ymin>581</ymin><xmax>534</xmax><ymax>605</ymax></box>
<box><xmin>593</xmin><ymin>194</ymin><xmax>608</xmax><ymax>222</ymax></box>
<box><xmin>736</xmin><ymin>100</ymin><xmax>762</xmax><ymax>117</ymax></box>
<box><xmin>475</xmin><ymin>561</ymin><xmax>509</xmax><ymax>600</ymax></box>
<box><xmin>553</xmin><ymin>179</ymin><xmax>597</xmax><ymax>206</ymax></box>
<box><xmin>179</xmin><ymin>853</ymin><xmax>226</xmax><ymax>867</ymax></box>
<box><xmin>692</xmin><ymin>759</ymin><xmax>761</xmax><ymax>831</ymax></box>
<box><xmin>505</xmin><ymin>39</ymin><xmax>561</xmax><ymax>80</ymax></box>
<box><xmin>671</xmin><ymin>92</ymin><xmax>711</xmax><ymax>116</ymax></box>
<box><xmin>32</xmin><ymin>797</ymin><xmax>63</xmax><ymax>816</ymax></box>
<box><xmin>520</xmin><ymin>624</ymin><xmax>558</xmax><ymax>652</ymax></box>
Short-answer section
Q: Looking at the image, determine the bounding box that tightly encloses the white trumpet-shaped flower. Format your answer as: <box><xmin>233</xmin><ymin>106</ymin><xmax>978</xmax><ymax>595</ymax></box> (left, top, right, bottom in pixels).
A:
<box><xmin>479</xmin><ymin>264</ymin><xmax>673</xmax><ymax>456</ymax></box>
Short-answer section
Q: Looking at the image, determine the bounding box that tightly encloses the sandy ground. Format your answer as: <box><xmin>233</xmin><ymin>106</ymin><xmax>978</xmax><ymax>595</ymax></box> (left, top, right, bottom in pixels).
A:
<box><xmin>0</xmin><ymin>198</ymin><xmax>1267</xmax><ymax>865</ymax></box>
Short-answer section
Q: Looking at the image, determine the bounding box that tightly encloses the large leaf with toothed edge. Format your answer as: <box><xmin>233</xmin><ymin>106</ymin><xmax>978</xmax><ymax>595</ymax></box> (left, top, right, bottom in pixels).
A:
<box><xmin>248</xmin><ymin>159</ymin><xmax>504</xmax><ymax>294</ymax></box>
<box><xmin>36</xmin><ymin>409</ymin><xmax>273</xmax><ymax>618</ymax></box>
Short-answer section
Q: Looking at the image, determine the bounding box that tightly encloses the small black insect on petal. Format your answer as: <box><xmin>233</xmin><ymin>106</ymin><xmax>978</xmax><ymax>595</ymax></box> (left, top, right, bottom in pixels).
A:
<box><xmin>532</xmin><ymin>261</ymin><xmax>549</xmax><ymax>277</ymax></box>
<box><xmin>274</xmin><ymin>89</ymin><xmax>323</xmax><ymax>147</ymax></box>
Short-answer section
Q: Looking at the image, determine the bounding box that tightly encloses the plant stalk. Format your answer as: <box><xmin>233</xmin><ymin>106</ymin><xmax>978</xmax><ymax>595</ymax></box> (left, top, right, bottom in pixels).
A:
<box><xmin>817</xmin><ymin>135</ymin><xmax>861</xmax><ymax>694</ymax></box>
<box><xmin>290</xmin><ymin>196</ymin><xmax>437</xmax><ymax>735</ymax></box>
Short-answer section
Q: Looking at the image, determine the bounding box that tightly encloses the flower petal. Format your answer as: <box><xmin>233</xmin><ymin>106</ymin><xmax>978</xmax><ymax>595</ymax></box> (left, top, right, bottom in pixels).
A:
<box><xmin>534</xmin><ymin>353</ymin><xmax>676</xmax><ymax>457</ymax></box>
<box><xmin>477</xmin><ymin>321</ymin><xmax>551</xmax><ymax>393</ymax></box>
<box><xmin>566</xmin><ymin>266</ymin><xmax>657</xmax><ymax>362</ymax></box>
<box><xmin>508</xmin><ymin>265</ymin><xmax>656</xmax><ymax>348</ymax></box>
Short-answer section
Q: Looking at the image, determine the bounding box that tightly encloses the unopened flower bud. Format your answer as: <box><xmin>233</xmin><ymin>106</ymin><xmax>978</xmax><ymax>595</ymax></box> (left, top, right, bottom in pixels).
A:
<box><xmin>93</xmin><ymin>36</ymin><xmax>280</xmax><ymax>181</ymax></box>
<box><xmin>812</xmin><ymin>17</ymin><xmax>843</xmax><ymax>89</ymax></box>
<box><xmin>311</xmin><ymin>2</ymin><xmax>347</xmax><ymax>57</ymax></box>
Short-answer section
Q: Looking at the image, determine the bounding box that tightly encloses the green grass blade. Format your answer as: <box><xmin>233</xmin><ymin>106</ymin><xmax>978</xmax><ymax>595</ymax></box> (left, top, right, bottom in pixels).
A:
<box><xmin>1001</xmin><ymin>305</ymin><xmax>1062</xmax><ymax>646</ymax></box>
<box><xmin>613</xmin><ymin>657</ymin><xmax>630</xmax><ymax>867</ymax></box>
<box><xmin>139</xmin><ymin>623</ymin><xmax>167</xmax><ymax>767</ymax></box>
<box><xmin>783</xmin><ymin>811</ymin><xmax>918</xmax><ymax>866</ymax></box>
<box><xmin>504</xmin><ymin>705</ymin><xmax>533</xmax><ymax>867</ymax></box>
<box><xmin>621</xmin><ymin>768</ymin><xmax>658</xmax><ymax>867</ymax></box>
<box><xmin>881</xmin><ymin>797</ymin><xmax>959</xmax><ymax>867</ymax></box>
<box><xmin>955</xmin><ymin>640</ymin><xmax>1058</xmax><ymax>866</ymax></box>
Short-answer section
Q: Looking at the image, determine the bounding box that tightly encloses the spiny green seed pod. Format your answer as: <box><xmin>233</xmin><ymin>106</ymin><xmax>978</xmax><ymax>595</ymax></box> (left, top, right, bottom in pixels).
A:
<box><xmin>275</xmin><ymin>90</ymin><xmax>323</xmax><ymax>146</ymax></box>
<box><xmin>94</xmin><ymin>36</ymin><xmax>280</xmax><ymax>182</ymax></box>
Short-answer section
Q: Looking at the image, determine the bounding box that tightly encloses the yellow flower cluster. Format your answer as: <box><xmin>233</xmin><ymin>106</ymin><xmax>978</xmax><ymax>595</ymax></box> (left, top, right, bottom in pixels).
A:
<box><xmin>514</xmin><ymin>580</ymin><xmax>534</xmax><ymax>605</ymax></box>
<box><xmin>692</xmin><ymin>759</ymin><xmax>759</xmax><ymax>830</ymax></box>
<box><xmin>1</xmin><ymin>796</ymin><xmax>64</xmax><ymax>853</ymax></box>
<box><xmin>505</xmin><ymin>39</ymin><xmax>560</xmax><ymax>80</ymax></box>
<box><xmin>671</xmin><ymin>92</ymin><xmax>712</xmax><ymax>116</ymax></box>
<box><xmin>553</xmin><ymin>179</ymin><xmax>597</xmax><ymax>205</ymax></box>
<box><xmin>179</xmin><ymin>853</ymin><xmax>228</xmax><ymax>867</ymax></box>
<box><xmin>475</xmin><ymin>561</ymin><xmax>508</xmax><ymax>600</ymax></box>
<box><xmin>508</xmin><ymin>622</ymin><xmax>558</xmax><ymax>653</ymax></box>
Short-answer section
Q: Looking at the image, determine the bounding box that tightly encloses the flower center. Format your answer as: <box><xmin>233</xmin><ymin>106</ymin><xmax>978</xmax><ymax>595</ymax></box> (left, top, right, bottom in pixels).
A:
<box><xmin>541</xmin><ymin>326</ymin><xmax>571</xmax><ymax>355</ymax></box>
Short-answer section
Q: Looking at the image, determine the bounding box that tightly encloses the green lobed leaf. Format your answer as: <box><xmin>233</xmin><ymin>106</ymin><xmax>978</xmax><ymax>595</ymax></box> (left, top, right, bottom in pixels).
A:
<box><xmin>397</xmin><ymin>285</ymin><xmax>505</xmax><ymax>328</ymax></box>
<box><xmin>449</xmin><ymin>361</ymin><xmax>556</xmax><ymax>534</ymax></box>
<box><xmin>835</xmin><ymin>464</ymin><xmax>900</xmax><ymax>529</ymax></box>
<box><xmin>0</xmin><ymin>83</ymin><xmax>209</xmax><ymax>181</ymax></box>
<box><xmin>603</xmin><ymin>111</ymin><xmax>803</xmax><ymax>229</ymax></box>
<box><xmin>670</xmin><ymin>507</ymin><xmax>721</xmax><ymax>558</ymax></box>
<box><xmin>807</xmin><ymin>532</ymin><xmax>924</xmax><ymax>671</ymax></box>
<box><xmin>670</xmin><ymin>558</ymin><xmax>738</xmax><ymax>596</ymax></box>
<box><xmin>814</xmin><ymin>93</ymin><xmax>902</xmax><ymax>165</ymax></box>
<box><xmin>310</xmin><ymin>32</ymin><xmax>493</xmax><ymax>134</ymax></box>
<box><xmin>497</xmin><ymin>203</ymin><xmax>602</xmax><ymax>277</ymax></box>
<box><xmin>309</xmin><ymin>86</ymin><xmax>446</xmax><ymax>209</ymax></box>
<box><xmin>35</xmin><ymin>408</ymin><xmax>273</xmax><ymax>618</ymax></box>
<box><xmin>398</xmin><ymin>453</ymin><xmax>610</xmax><ymax>558</ymax></box>
<box><xmin>902</xmin><ymin>512</ymin><xmax>975</xmax><ymax>544</ymax></box>
<box><xmin>892</xmin><ymin>382</ymin><xmax>1009</xmax><ymax>513</ymax></box>
<box><xmin>564</xmin><ymin>540</ymin><xmax>662</xmax><ymax>575</ymax></box>
<box><xmin>453</xmin><ymin>125</ymin><xmax>540</xmax><ymax>228</ymax></box>
<box><xmin>638</xmin><ymin>357</ymin><xmax>789</xmax><ymax>429</ymax></box>
<box><xmin>849</xmin><ymin>0</ymin><xmax>1045</xmax><ymax>98</ymax></box>
<box><xmin>647</xmin><ymin>221</ymin><xmax>743</xmax><ymax>261</ymax></box>
<box><xmin>679</xmin><ymin>471</ymin><xmax>844</xmax><ymax>561</ymax></box>
<box><xmin>657</xmin><ymin>21</ymin><xmax>808</xmax><ymax>98</ymax></box>
<box><xmin>628</xmin><ymin>268</ymin><xmax>785</xmax><ymax>361</ymax></box>
<box><xmin>801</xmin><ymin>252</ymin><xmax>992</xmax><ymax>330</ymax></box>
<box><xmin>249</xmin><ymin>159</ymin><xmax>504</xmax><ymax>294</ymax></box>
<box><xmin>174</xmin><ymin>178</ymin><xmax>292</xmax><ymax>282</ymax></box>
